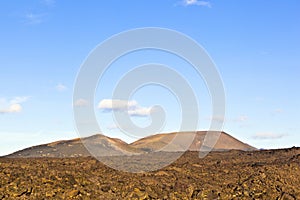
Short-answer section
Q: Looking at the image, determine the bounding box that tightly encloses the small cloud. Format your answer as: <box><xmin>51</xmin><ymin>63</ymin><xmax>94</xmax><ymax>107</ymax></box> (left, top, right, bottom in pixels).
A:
<box><xmin>22</xmin><ymin>0</ymin><xmax>55</xmax><ymax>25</ymax></box>
<box><xmin>181</xmin><ymin>0</ymin><xmax>211</xmax><ymax>7</ymax></box>
<box><xmin>74</xmin><ymin>99</ymin><xmax>89</xmax><ymax>107</ymax></box>
<box><xmin>24</xmin><ymin>13</ymin><xmax>46</xmax><ymax>25</ymax></box>
<box><xmin>56</xmin><ymin>83</ymin><xmax>67</xmax><ymax>92</ymax></box>
<box><xmin>207</xmin><ymin>115</ymin><xmax>248</xmax><ymax>124</ymax></box>
<box><xmin>253</xmin><ymin>132</ymin><xmax>287</xmax><ymax>140</ymax></box>
<box><xmin>128</xmin><ymin>107</ymin><xmax>152</xmax><ymax>117</ymax></box>
<box><xmin>0</xmin><ymin>104</ymin><xmax>22</xmax><ymax>114</ymax></box>
<box><xmin>98</xmin><ymin>99</ymin><xmax>138</xmax><ymax>111</ymax></box>
<box><xmin>10</xmin><ymin>96</ymin><xmax>30</xmax><ymax>104</ymax></box>
<box><xmin>98</xmin><ymin>99</ymin><xmax>153</xmax><ymax>117</ymax></box>
<box><xmin>0</xmin><ymin>97</ymin><xmax>29</xmax><ymax>114</ymax></box>
<box><xmin>8</xmin><ymin>104</ymin><xmax>22</xmax><ymax>113</ymax></box>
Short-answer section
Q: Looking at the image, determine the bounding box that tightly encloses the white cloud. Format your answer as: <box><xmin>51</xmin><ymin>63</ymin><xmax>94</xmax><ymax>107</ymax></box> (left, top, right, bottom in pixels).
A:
<box><xmin>24</xmin><ymin>13</ymin><xmax>46</xmax><ymax>25</ymax></box>
<box><xmin>128</xmin><ymin>107</ymin><xmax>152</xmax><ymax>117</ymax></box>
<box><xmin>98</xmin><ymin>99</ymin><xmax>153</xmax><ymax>117</ymax></box>
<box><xmin>98</xmin><ymin>99</ymin><xmax>138</xmax><ymax>111</ymax></box>
<box><xmin>181</xmin><ymin>0</ymin><xmax>211</xmax><ymax>7</ymax></box>
<box><xmin>56</xmin><ymin>83</ymin><xmax>67</xmax><ymax>92</ymax></box>
<box><xmin>0</xmin><ymin>104</ymin><xmax>22</xmax><ymax>114</ymax></box>
<box><xmin>8</xmin><ymin>104</ymin><xmax>22</xmax><ymax>112</ymax></box>
<box><xmin>0</xmin><ymin>96</ymin><xmax>29</xmax><ymax>114</ymax></box>
<box><xmin>253</xmin><ymin>132</ymin><xmax>287</xmax><ymax>140</ymax></box>
<box><xmin>22</xmin><ymin>0</ymin><xmax>55</xmax><ymax>25</ymax></box>
<box><xmin>10</xmin><ymin>96</ymin><xmax>30</xmax><ymax>104</ymax></box>
<box><xmin>74</xmin><ymin>99</ymin><xmax>89</xmax><ymax>107</ymax></box>
<box><xmin>206</xmin><ymin>115</ymin><xmax>248</xmax><ymax>124</ymax></box>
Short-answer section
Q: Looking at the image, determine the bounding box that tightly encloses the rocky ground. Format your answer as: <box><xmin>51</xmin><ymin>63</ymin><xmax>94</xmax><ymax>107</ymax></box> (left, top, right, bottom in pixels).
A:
<box><xmin>0</xmin><ymin>147</ymin><xmax>299</xmax><ymax>199</ymax></box>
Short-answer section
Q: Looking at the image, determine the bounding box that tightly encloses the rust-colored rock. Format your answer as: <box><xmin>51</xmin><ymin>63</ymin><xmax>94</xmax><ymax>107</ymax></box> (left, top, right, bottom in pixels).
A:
<box><xmin>0</xmin><ymin>148</ymin><xmax>299</xmax><ymax>199</ymax></box>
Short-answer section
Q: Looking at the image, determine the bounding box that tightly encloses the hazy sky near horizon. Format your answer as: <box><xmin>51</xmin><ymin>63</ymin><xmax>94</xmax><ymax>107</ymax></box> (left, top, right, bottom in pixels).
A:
<box><xmin>0</xmin><ymin>0</ymin><xmax>299</xmax><ymax>155</ymax></box>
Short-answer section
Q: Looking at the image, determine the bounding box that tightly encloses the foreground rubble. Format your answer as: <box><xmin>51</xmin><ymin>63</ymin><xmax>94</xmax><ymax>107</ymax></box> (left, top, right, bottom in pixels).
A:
<box><xmin>0</xmin><ymin>148</ymin><xmax>299</xmax><ymax>199</ymax></box>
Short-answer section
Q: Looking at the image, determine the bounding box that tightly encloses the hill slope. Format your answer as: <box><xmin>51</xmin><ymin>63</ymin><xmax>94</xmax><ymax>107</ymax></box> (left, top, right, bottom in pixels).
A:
<box><xmin>130</xmin><ymin>131</ymin><xmax>256</xmax><ymax>152</ymax></box>
<box><xmin>6</xmin><ymin>131</ymin><xmax>256</xmax><ymax>158</ymax></box>
<box><xmin>7</xmin><ymin>134</ymin><xmax>142</xmax><ymax>158</ymax></box>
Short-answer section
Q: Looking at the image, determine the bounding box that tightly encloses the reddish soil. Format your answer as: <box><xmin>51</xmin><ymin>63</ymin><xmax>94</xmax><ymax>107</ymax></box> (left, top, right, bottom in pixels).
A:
<box><xmin>0</xmin><ymin>148</ymin><xmax>299</xmax><ymax>199</ymax></box>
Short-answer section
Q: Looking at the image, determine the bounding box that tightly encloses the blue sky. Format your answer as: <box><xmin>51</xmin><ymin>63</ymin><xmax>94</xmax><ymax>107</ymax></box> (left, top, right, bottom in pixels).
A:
<box><xmin>0</xmin><ymin>0</ymin><xmax>299</xmax><ymax>155</ymax></box>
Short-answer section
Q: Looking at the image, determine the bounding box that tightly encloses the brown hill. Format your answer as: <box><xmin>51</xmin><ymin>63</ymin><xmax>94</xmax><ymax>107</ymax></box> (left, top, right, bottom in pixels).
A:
<box><xmin>5</xmin><ymin>131</ymin><xmax>256</xmax><ymax>158</ymax></box>
<box><xmin>6</xmin><ymin>134</ymin><xmax>141</xmax><ymax>158</ymax></box>
<box><xmin>130</xmin><ymin>131</ymin><xmax>256</xmax><ymax>152</ymax></box>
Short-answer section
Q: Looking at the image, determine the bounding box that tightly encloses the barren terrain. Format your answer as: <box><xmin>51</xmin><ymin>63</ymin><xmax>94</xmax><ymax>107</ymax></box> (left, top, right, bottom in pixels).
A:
<box><xmin>1</xmin><ymin>147</ymin><xmax>299</xmax><ymax>199</ymax></box>
<box><xmin>6</xmin><ymin>132</ymin><xmax>255</xmax><ymax>158</ymax></box>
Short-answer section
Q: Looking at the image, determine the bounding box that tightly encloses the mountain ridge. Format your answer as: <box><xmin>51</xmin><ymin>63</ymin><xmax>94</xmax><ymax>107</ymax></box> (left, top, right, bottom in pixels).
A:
<box><xmin>5</xmin><ymin>131</ymin><xmax>256</xmax><ymax>158</ymax></box>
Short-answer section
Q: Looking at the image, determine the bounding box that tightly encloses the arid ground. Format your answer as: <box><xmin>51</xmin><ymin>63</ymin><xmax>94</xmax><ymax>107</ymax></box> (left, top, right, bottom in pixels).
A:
<box><xmin>0</xmin><ymin>147</ymin><xmax>299</xmax><ymax>199</ymax></box>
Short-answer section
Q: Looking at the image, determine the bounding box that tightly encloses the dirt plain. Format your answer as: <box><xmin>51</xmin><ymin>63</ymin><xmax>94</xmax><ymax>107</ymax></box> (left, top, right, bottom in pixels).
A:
<box><xmin>0</xmin><ymin>147</ymin><xmax>299</xmax><ymax>200</ymax></box>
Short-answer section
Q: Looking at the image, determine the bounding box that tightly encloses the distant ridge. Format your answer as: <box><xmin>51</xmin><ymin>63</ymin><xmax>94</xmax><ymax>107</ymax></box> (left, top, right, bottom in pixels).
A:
<box><xmin>130</xmin><ymin>131</ymin><xmax>256</xmax><ymax>152</ymax></box>
<box><xmin>6</xmin><ymin>134</ymin><xmax>142</xmax><ymax>158</ymax></box>
<box><xmin>6</xmin><ymin>131</ymin><xmax>256</xmax><ymax>158</ymax></box>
